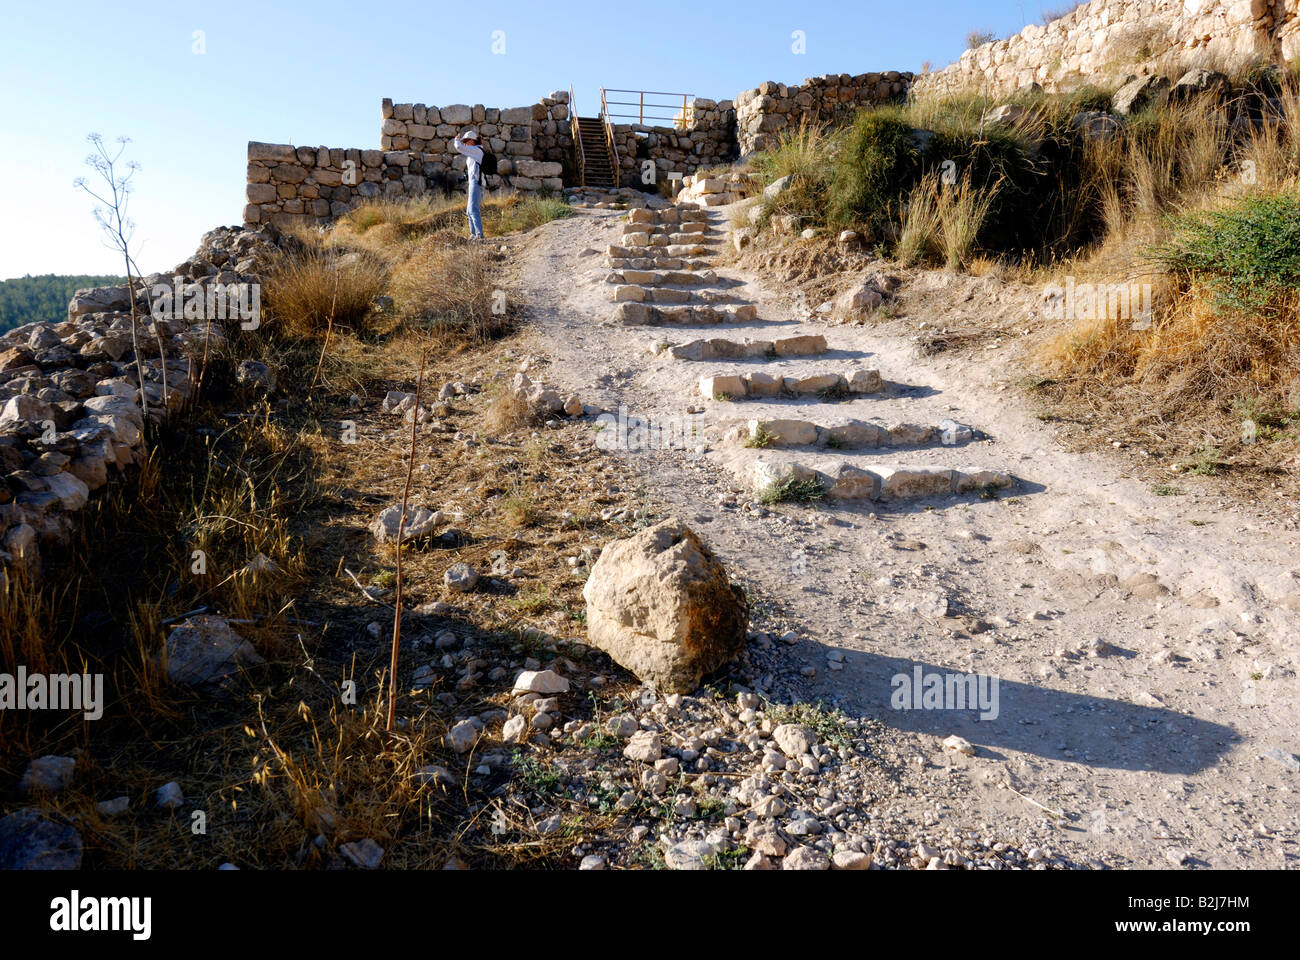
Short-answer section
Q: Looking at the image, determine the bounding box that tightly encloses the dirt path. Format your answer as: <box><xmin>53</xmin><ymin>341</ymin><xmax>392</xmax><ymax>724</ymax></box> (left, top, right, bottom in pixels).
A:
<box><xmin>512</xmin><ymin>200</ymin><xmax>1300</xmax><ymax>870</ymax></box>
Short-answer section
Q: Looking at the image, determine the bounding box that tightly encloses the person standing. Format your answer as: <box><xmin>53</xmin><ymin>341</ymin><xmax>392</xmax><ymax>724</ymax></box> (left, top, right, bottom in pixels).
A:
<box><xmin>453</xmin><ymin>129</ymin><xmax>485</xmax><ymax>241</ymax></box>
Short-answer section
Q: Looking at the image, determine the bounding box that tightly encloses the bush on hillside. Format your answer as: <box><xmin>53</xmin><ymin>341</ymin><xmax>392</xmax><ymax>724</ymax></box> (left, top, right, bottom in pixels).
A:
<box><xmin>1149</xmin><ymin>192</ymin><xmax>1300</xmax><ymax>315</ymax></box>
<box><xmin>827</xmin><ymin>110</ymin><xmax>925</xmax><ymax>233</ymax></box>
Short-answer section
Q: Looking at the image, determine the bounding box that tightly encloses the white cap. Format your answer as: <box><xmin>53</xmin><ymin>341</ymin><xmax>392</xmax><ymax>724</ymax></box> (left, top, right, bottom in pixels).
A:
<box><xmin>462</xmin><ymin>129</ymin><xmax>479</xmax><ymax>141</ymax></box>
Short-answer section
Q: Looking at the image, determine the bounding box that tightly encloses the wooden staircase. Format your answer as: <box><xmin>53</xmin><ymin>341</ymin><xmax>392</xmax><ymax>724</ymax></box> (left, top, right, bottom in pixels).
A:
<box><xmin>575</xmin><ymin>116</ymin><xmax>617</xmax><ymax>188</ymax></box>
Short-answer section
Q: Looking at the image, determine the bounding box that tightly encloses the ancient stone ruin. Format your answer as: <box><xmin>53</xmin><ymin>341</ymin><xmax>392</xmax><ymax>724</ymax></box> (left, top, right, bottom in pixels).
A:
<box><xmin>914</xmin><ymin>0</ymin><xmax>1300</xmax><ymax>98</ymax></box>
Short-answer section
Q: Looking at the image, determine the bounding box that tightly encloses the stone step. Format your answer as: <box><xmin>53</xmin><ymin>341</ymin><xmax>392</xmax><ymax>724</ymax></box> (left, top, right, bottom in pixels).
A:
<box><xmin>740</xmin><ymin>417</ymin><xmax>976</xmax><ymax>450</ymax></box>
<box><xmin>622</xmin><ymin>222</ymin><xmax>713</xmax><ymax>237</ymax></box>
<box><xmin>699</xmin><ymin>369</ymin><xmax>883</xmax><ymax>400</ymax></box>
<box><xmin>749</xmin><ymin>458</ymin><xmax>1017</xmax><ymax>503</ymax></box>
<box><xmin>610</xmin><ymin>285</ymin><xmax>742</xmax><ymax>305</ymax></box>
<box><xmin>611</xmin><ymin>303</ymin><xmax>758</xmax><ymax>326</ymax></box>
<box><xmin>616</xmin><ymin>232</ymin><xmax>719</xmax><ymax>249</ymax></box>
<box><xmin>628</xmin><ymin>208</ymin><xmax>708</xmax><ymax>225</ymax></box>
<box><xmin>664</xmin><ymin>334</ymin><xmax>827</xmax><ymax>361</ymax></box>
<box><xmin>605</xmin><ymin>244</ymin><xmax>717</xmax><ymax>260</ymax></box>
<box><xmin>605</xmin><ymin>269</ymin><xmax>719</xmax><ymax>286</ymax></box>
<box><xmin>607</xmin><ymin>256</ymin><xmax>709</xmax><ymax>271</ymax></box>
<box><xmin>606</xmin><ymin>243</ymin><xmax>713</xmax><ymax>259</ymax></box>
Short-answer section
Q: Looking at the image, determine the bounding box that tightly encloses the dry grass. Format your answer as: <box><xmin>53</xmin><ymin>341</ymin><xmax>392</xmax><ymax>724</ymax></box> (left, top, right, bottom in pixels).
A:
<box><xmin>269</xmin><ymin>194</ymin><xmax>555</xmax><ymax>348</ymax></box>
<box><xmin>481</xmin><ymin>386</ymin><xmax>536</xmax><ymax>435</ymax></box>
<box><xmin>1</xmin><ymin>193</ymin><xmax>675</xmax><ymax>868</ymax></box>
<box><xmin>1028</xmin><ymin>82</ymin><xmax>1300</xmax><ymax>483</ymax></box>
<box><xmin>262</xmin><ymin>246</ymin><xmax>389</xmax><ymax>338</ymax></box>
<box><xmin>896</xmin><ymin>168</ymin><xmax>1000</xmax><ymax>268</ymax></box>
<box><xmin>332</xmin><ymin>192</ymin><xmax>571</xmax><ymax>258</ymax></box>
<box><xmin>897</xmin><ymin>171</ymin><xmax>943</xmax><ymax>266</ymax></box>
<box><xmin>388</xmin><ymin>236</ymin><xmax>510</xmax><ymax>343</ymax></box>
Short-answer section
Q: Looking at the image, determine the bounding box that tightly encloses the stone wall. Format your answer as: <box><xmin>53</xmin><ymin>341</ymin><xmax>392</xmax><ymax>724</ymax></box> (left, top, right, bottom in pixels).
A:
<box><xmin>245</xmin><ymin>92</ymin><xmax>571</xmax><ymax>229</ymax></box>
<box><xmin>608</xmin><ymin>97</ymin><xmax>737</xmax><ymax>186</ymax></box>
<box><xmin>735</xmin><ymin>72</ymin><xmax>913</xmax><ymax>156</ymax></box>
<box><xmin>244</xmin><ymin>74</ymin><xmax>927</xmax><ymax>223</ymax></box>
<box><xmin>913</xmin><ymin>0</ymin><xmax>1300</xmax><ymax>99</ymax></box>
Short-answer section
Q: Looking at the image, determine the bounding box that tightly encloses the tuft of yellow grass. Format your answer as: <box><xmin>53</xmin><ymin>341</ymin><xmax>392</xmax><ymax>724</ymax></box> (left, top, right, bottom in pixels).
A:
<box><xmin>388</xmin><ymin>236</ymin><xmax>509</xmax><ymax>343</ymax></box>
<box><xmin>262</xmin><ymin>246</ymin><xmax>389</xmax><ymax>338</ymax></box>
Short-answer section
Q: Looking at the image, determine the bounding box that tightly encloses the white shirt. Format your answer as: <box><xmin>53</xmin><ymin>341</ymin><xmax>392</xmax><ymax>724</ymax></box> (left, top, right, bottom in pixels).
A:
<box><xmin>454</xmin><ymin>134</ymin><xmax>485</xmax><ymax>185</ymax></box>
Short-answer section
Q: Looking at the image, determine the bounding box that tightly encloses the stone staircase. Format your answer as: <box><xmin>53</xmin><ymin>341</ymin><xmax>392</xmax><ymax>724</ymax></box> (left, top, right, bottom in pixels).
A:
<box><xmin>600</xmin><ymin>200</ymin><xmax>1019</xmax><ymax>506</ymax></box>
<box><xmin>605</xmin><ymin>206</ymin><xmax>758</xmax><ymax>325</ymax></box>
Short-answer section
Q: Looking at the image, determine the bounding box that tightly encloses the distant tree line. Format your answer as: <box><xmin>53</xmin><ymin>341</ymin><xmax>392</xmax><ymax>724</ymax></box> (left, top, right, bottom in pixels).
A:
<box><xmin>0</xmin><ymin>274</ymin><xmax>125</xmax><ymax>334</ymax></box>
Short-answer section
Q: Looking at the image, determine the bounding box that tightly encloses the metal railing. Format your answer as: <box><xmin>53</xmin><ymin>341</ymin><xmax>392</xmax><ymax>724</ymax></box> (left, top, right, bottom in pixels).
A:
<box><xmin>600</xmin><ymin>87</ymin><xmax>695</xmax><ymax>129</ymax></box>
<box><xmin>598</xmin><ymin>88</ymin><xmax>620</xmax><ymax>184</ymax></box>
<box><xmin>570</xmin><ymin>84</ymin><xmax>587</xmax><ymax>186</ymax></box>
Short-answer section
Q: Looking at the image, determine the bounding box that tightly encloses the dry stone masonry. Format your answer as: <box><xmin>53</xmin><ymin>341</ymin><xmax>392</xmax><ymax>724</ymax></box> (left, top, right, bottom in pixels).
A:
<box><xmin>608</xmin><ymin>97</ymin><xmax>738</xmax><ymax>183</ymax></box>
<box><xmin>244</xmin><ymin>73</ymin><xmax>920</xmax><ymax>229</ymax></box>
<box><xmin>914</xmin><ymin>0</ymin><xmax>1300</xmax><ymax>99</ymax></box>
<box><xmin>246</xmin><ymin>92</ymin><xmax>573</xmax><ymax>229</ymax></box>
<box><xmin>735</xmin><ymin>73</ymin><xmax>913</xmax><ymax>156</ymax></box>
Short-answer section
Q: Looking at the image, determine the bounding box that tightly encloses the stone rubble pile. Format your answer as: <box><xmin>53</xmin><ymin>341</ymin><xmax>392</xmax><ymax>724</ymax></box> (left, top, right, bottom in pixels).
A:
<box><xmin>676</xmin><ymin>170</ymin><xmax>762</xmax><ymax>207</ymax></box>
<box><xmin>0</xmin><ymin>223</ymin><xmax>294</xmax><ymax>584</ymax></box>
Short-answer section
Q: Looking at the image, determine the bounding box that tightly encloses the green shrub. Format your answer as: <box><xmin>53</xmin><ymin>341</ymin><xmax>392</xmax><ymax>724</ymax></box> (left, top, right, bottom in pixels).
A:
<box><xmin>1148</xmin><ymin>192</ymin><xmax>1300</xmax><ymax>314</ymax></box>
<box><xmin>828</xmin><ymin>109</ymin><xmax>925</xmax><ymax>231</ymax></box>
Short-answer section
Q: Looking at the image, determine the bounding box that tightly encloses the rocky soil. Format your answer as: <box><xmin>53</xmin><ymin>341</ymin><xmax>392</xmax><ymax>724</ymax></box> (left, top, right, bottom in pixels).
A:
<box><xmin>501</xmin><ymin>189</ymin><xmax>1300</xmax><ymax>870</ymax></box>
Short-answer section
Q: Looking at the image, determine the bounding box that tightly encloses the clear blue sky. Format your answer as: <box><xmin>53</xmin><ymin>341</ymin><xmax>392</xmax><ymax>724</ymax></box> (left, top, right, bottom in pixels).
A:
<box><xmin>0</xmin><ymin>0</ymin><xmax>1044</xmax><ymax>278</ymax></box>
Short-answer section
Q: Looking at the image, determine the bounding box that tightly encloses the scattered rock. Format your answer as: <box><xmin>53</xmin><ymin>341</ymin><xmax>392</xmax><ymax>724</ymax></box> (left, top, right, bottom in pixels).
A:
<box><xmin>782</xmin><ymin>846</ymin><xmax>829</xmax><ymax>870</ymax></box>
<box><xmin>18</xmin><ymin>755</ymin><xmax>77</xmax><ymax>795</ymax></box>
<box><xmin>832</xmin><ymin>850</ymin><xmax>873</xmax><ymax>870</ymax></box>
<box><xmin>445</xmin><ymin>720</ymin><xmax>479</xmax><ymax>754</ymax></box>
<box><xmin>503</xmin><ymin>715</ymin><xmax>528</xmax><ymax>743</ymax></box>
<box><xmin>1264</xmin><ymin>749</ymin><xmax>1300</xmax><ymax>773</ymax></box>
<box><xmin>96</xmin><ymin>796</ymin><xmax>130</xmax><ymax>818</ymax></box>
<box><xmin>1113</xmin><ymin>75</ymin><xmax>1170</xmax><ymax>116</ymax></box>
<box><xmin>155</xmin><ymin>781</ymin><xmax>184</xmax><ymax>809</ymax></box>
<box><xmin>340</xmin><ymin>838</ymin><xmax>385</xmax><ymax>869</ymax></box>
<box><xmin>235</xmin><ymin>359</ymin><xmax>276</xmax><ymax>394</ymax></box>
<box><xmin>942</xmin><ymin>735</ymin><xmax>976</xmax><ymax>756</ymax></box>
<box><xmin>0</xmin><ymin>808</ymin><xmax>83</xmax><ymax>870</ymax></box>
<box><xmin>773</xmin><ymin>723</ymin><xmax>817</xmax><ymax>759</ymax></box>
<box><xmin>371</xmin><ymin>505</ymin><xmax>443</xmax><ymax>544</ymax></box>
<box><xmin>444</xmin><ymin>563</ymin><xmax>480</xmax><ymax>593</ymax></box>
<box><xmin>513</xmin><ymin>669</ymin><xmax>569</xmax><ymax>694</ymax></box>
<box><xmin>159</xmin><ymin>616</ymin><xmax>265</xmax><ymax>696</ymax></box>
<box><xmin>413</xmin><ymin>765</ymin><xmax>456</xmax><ymax>787</ymax></box>
<box><xmin>664</xmin><ymin>839</ymin><xmax>716</xmax><ymax>870</ymax></box>
<box><xmin>623</xmin><ymin>730</ymin><xmax>663</xmax><ymax>762</ymax></box>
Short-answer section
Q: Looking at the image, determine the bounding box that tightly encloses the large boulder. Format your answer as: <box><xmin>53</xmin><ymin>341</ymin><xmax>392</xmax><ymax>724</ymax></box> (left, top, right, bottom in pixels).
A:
<box><xmin>1112</xmin><ymin>75</ymin><xmax>1170</xmax><ymax>116</ymax></box>
<box><xmin>1071</xmin><ymin>110</ymin><xmax>1123</xmax><ymax>141</ymax></box>
<box><xmin>371</xmin><ymin>504</ymin><xmax>443</xmax><ymax>544</ymax></box>
<box><xmin>831</xmin><ymin>279</ymin><xmax>887</xmax><ymax>323</ymax></box>
<box><xmin>582</xmin><ymin>519</ymin><xmax>748</xmax><ymax>694</ymax></box>
<box><xmin>1171</xmin><ymin>69</ymin><xmax>1229</xmax><ymax>103</ymax></box>
<box><xmin>981</xmin><ymin>104</ymin><xmax>1030</xmax><ymax>128</ymax></box>
<box><xmin>68</xmin><ymin>286</ymin><xmax>131</xmax><ymax>318</ymax></box>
